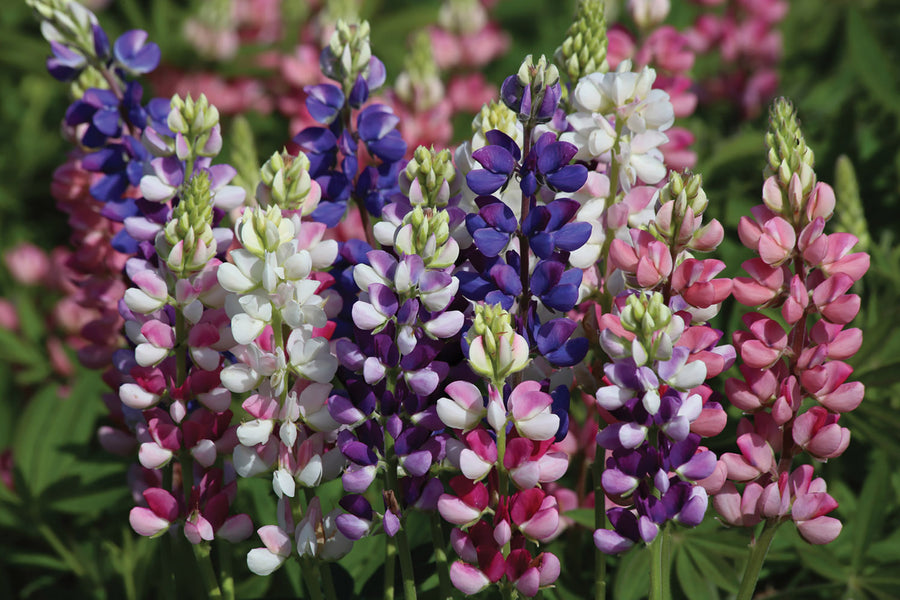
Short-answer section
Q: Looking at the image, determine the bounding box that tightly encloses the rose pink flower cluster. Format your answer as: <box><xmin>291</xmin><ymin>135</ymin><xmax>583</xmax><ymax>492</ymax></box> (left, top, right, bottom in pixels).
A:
<box><xmin>686</xmin><ymin>0</ymin><xmax>787</xmax><ymax>118</ymax></box>
<box><xmin>707</xmin><ymin>104</ymin><xmax>869</xmax><ymax>544</ymax></box>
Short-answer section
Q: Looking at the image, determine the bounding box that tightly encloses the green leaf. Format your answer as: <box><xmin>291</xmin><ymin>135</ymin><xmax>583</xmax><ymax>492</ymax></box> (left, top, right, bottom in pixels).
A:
<box><xmin>613</xmin><ymin>547</ymin><xmax>650</xmax><ymax>600</ymax></box>
<box><xmin>675</xmin><ymin>548</ymin><xmax>718</xmax><ymax>600</ymax></box>
<box><xmin>0</xmin><ymin>548</ymin><xmax>69</xmax><ymax>571</ymax></box>
<box><xmin>684</xmin><ymin>543</ymin><xmax>739</xmax><ymax>593</ymax></box>
<box><xmin>853</xmin><ymin>452</ymin><xmax>891</xmax><ymax>571</ymax></box>
<box><xmin>846</xmin><ymin>9</ymin><xmax>900</xmax><ymax>117</ymax></box>
<box><xmin>563</xmin><ymin>508</ymin><xmax>595</xmax><ymax>529</ymax></box>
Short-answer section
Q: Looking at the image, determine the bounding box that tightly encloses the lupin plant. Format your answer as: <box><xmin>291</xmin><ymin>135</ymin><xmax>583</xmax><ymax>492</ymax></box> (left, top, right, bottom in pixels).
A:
<box><xmin>708</xmin><ymin>98</ymin><xmax>869</xmax><ymax>600</ymax></box>
<box><xmin>20</xmin><ymin>0</ymin><xmax>875</xmax><ymax>599</ymax></box>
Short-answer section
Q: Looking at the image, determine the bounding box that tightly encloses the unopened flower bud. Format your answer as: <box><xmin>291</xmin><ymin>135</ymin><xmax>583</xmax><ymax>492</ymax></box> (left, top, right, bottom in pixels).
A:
<box><xmin>765</xmin><ymin>98</ymin><xmax>816</xmax><ymax>203</ymax></box>
<box><xmin>257</xmin><ymin>149</ymin><xmax>320</xmax><ymax>214</ymax></box>
<box><xmin>402</xmin><ymin>146</ymin><xmax>456</xmax><ymax>208</ymax></box>
<box><xmin>833</xmin><ymin>155</ymin><xmax>870</xmax><ymax>252</ymax></box>
<box><xmin>472</xmin><ymin>101</ymin><xmax>522</xmax><ymax>150</ymax></box>
<box><xmin>466</xmin><ymin>303</ymin><xmax>529</xmax><ymax>385</ymax></box>
<box><xmin>237</xmin><ymin>205</ymin><xmax>295</xmax><ymax>257</ymax></box>
<box><xmin>160</xmin><ymin>171</ymin><xmax>216</xmax><ymax>276</ymax></box>
<box><xmin>321</xmin><ymin>19</ymin><xmax>373</xmax><ymax>90</ymax></box>
<box><xmin>502</xmin><ymin>54</ymin><xmax>562</xmax><ymax>124</ymax></box>
<box><xmin>555</xmin><ymin>0</ymin><xmax>609</xmax><ymax>83</ymax></box>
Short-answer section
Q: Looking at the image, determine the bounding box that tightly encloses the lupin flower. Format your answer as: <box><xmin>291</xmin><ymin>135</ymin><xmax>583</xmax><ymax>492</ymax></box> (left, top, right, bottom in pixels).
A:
<box><xmin>709</xmin><ymin>100</ymin><xmax>868</xmax><ymax>569</ymax></box>
<box><xmin>592</xmin><ymin>292</ymin><xmax>723</xmax><ymax>553</ymax></box>
<box><xmin>563</xmin><ymin>59</ymin><xmax>674</xmax><ymax>188</ymax></box>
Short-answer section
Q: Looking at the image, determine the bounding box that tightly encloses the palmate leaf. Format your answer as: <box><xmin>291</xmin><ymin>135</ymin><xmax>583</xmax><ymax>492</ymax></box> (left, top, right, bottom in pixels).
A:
<box><xmin>612</xmin><ymin>545</ymin><xmax>650</xmax><ymax>600</ymax></box>
<box><xmin>675</xmin><ymin>548</ymin><xmax>718</xmax><ymax>600</ymax></box>
<box><xmin>11</xmin><ymin>371</ymin><xmax>106</xmax><ymax>499</ymax></box>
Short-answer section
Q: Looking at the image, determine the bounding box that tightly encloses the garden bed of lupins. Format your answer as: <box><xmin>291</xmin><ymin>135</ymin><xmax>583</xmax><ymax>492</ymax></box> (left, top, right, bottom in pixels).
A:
<box><xmin>2</xmin><ymin>0</ymin><xmax>900</xmax><ymax>599</ymax></box>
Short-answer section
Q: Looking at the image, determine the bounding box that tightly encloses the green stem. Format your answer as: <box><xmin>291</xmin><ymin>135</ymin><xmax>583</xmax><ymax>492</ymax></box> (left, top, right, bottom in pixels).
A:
<box><xmin>592</xmin><ymin>450</ymin><xmax>607</xmax><ymax>600</ymax></box>
<box><xmin>649</xmin><ymin>532</ymin><xmax>664</xmax><ymax>600</ymax></box>
<box><xmin>218</xmin><ymin>539</ymin><xmax>235</xmax><ymax>600</ymax></box>
<box><xmin>323</xmin><ymin>563</ymin><xmax>339</xmax><ymax>600</ymax></box>
<box><xmin>661</xmin><ymin>528</ymin><xmax>672</xmax><ymax>600</ymax></box>
<box><xmin>395</xmin><ymin>526</ymin><xmax>418</xmax><ymax>600</ymax></box>
<box><xmin>736</xmin><ymin>520</ymin><xmax>782</xmax><ymax>600</ymax></box>
<box><xmin>384</xmin><ymin>534</ymin><xmax>397</xmax><ymax>600</ymax></box>
<box><xmin>430</xmin><ymin>512</ymin><xmax>452</xmax><ymax>600</ymax></box>
<box><xmin>193</xmin><ymin>543</ymin><xmax>223</xmax><ymax>598</ymax></box>
<box><xmin>382</xmin><ymin>432</ymin><xmax>418</xmax><ymax>600</ymax></box>
<box><xmin>300</xmin><ymin>558</ymin><xmax>325</xmax><ymax>600</ymax></box>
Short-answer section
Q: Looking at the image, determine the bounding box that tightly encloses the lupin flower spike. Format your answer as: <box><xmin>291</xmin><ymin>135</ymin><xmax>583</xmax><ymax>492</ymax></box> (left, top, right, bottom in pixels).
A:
<box><xmin>320</xmin><ymin>19</ymin><xmax>385</xmax><ymax>96</ymax></box>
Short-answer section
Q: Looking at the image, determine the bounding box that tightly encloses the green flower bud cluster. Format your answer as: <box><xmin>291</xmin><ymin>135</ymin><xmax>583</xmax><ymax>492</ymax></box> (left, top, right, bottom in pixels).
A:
<box><xmin>257</xmin><ymin>149</ymin><xmax>316</xmax><ymax>213</ymax></box>
<box><xmin>228</xmin><ymin>115</ymin><xmax>261</xmax><ymax>204</ymax></box>
<box><xmin>621</xmin><ymin>292</ymin><xmax>671</xmax><ymax>339</ymax></box>
<box><xmin>159</xmin><ymin>170</ymin><xmax>217</xmax><ymax>277</ymax></box>
<box><xmin>555</xmin><ymin>0</ymin><xmax>609</xmax><ymax>85</ymax></box>
<box><xmin>466</xmin><ymin>303</ymin><xmax>529</xmax><ymax>385</ymax></box>
<box><xmin>404</xmin><ymin>31</ymin><xmax>439</xmax><ymax>87</ymax></box>
<box><xmin>660</xmin><ymin>171</ymin><xmax>708</xmax><ymax>216</ymax></box>
<box><xmin>619</xmin><ymin>292</ymin><xmax>676</xmax><ymax>364</ymax></box>
<box><xmin>647</xmin><ymin>171</ymin><xmax>716</xmax><ymax>251</ymax></box>
<box><xmin>472</xmin><ymin>101</ymin><xmax>520</xmax><ymax>149</ymax></box>
<box><xmin>834</xmin><ymin>155</ymin><xmax>871</xmax><ymax>252</ymax></box>
<box><xmin>765</xmin><ymin>98</ymin><xmax>816</xmax><ymax>196</ymax></box>
<box><xmin>29</xmin><ymin>0</ymin><xmax>94</xmax><ymax>49</ymax></box>
<box><xmin>237</xmin><ymin>205</ymin><xmax>295</xmax><ymax>258</ymax></box>
<box><xmin>71</xmin><ymin>68</ymin><xmax>108</xmax><ymax>99</ymax></box>
<box><xmin>395</xmin><ymin>205</ymin><xmax>456</xmax><ymax>269</ymax></box>
<box><xmin>517</xmin><ymin>54</ymin><xmax>560</xmax><ymax>94</ymax></box>
<box><xmin>403</xmin><ymin>146</ymin><xmax>455</xmax><ymax>208</ymax></box>
<box><xmin>167</xmin><ymin>94</ymin><xmax>222</xmax><ymax>161</ymax></box>
<box><xmin>324</xmin><ymin>20</ymin><xmax>372</xmax><ymax>91</ymax></box>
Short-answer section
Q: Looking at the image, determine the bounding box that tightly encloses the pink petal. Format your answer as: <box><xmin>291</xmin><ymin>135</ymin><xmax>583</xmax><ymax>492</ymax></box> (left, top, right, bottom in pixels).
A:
<box><xmin>797</xmin><ymin>516</ymin><xmax>842</xmax><ymax>545</ymax></box>
<box><xmin>449</xmin><ymin>561</ymin><xmax>490</xmax><ymax>595</ymax></box>
<box><xmin>129</xmin><ymin>507</ymin><xmax>171</xmax><ymax>537</ymax></box>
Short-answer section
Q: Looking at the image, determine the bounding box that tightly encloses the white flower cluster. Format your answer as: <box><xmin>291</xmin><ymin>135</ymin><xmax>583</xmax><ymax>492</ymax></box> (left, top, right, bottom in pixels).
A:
<box><xmin>562</xmin><ymin>60</ymin><xmax>674</xmax><ymax>190</ymax></box>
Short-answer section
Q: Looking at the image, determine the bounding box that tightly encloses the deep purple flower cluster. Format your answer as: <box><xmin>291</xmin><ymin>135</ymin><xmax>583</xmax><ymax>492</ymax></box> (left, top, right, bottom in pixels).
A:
<box><xmin>54</xmin><ymin>24</ymin><xmax>168</xmax><ymax>253</ymax></box>
<box><xmin>293</xmin><ymin>49</ymin><xmax>406</xmax><ymax>225</ymax></box>
<box><xmin>459</xmin><ymin>126</ymin><xmax>589</xmax><ymax>370</ymax></box>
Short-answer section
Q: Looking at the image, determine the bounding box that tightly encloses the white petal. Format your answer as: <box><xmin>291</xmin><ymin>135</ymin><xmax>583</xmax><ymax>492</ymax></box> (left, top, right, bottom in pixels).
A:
<box><xmin>135</xmin><ymin>343</ymin><xmax>169</xmax><ymax>367</ymax></box>
<box><xmin>220</xmin><ymin>363</ymin><xmax>260</xmax><ymax>393</ymax></box>
<box><xmin>124</xmin><ymin>288</ymin><xmax>165</xmax><ymax>314</ymax></box>
<box><xmin>233</xmin><ymin>445</ymin><xmax>270</xmax><ymax>477</ymax></box>
<box><xmin>237</xmin><ymin>418</ymin><xmax>274</xmax><ymax>447</ymax></box>
<box><xmin>272</xmin><ymin>468</ymin><xmax>296</xmax><ymax>498</ymax></box>
<box><xmin>246</xmin><ymin>548</ymin><xmax>286</xmax><ymax>576</ymax></box>
<box><xmin>232</xmin><ymin>314</ymin><xmax>266</xmax><ymax>345</ymax></box>
<box><xmin>297</xmin><ymin>455</ymin><xmax>323</xmax><ymax>487</ymax></box>
<box><xmin>119</xmin><ymin>383</ymin><xmax>160</xmax><ymax>409</ymax></box>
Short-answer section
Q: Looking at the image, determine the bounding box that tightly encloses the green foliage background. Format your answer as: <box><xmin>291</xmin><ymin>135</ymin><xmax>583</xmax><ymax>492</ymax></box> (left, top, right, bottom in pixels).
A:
<box><xmin>1</xmin><ymin>0</ymin><xmax>899</xmax><ymax>598</ymax></box>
